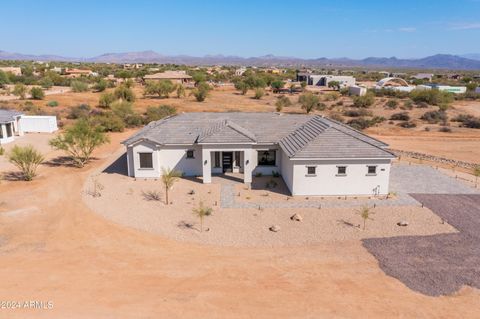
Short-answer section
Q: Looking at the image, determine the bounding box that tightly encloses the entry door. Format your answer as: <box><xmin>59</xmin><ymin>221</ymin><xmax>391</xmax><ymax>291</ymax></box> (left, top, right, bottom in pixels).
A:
<box><xmin>222</xmin><ymin>152</ymin><xmax>233</xmax><ymax>172</ymax></box>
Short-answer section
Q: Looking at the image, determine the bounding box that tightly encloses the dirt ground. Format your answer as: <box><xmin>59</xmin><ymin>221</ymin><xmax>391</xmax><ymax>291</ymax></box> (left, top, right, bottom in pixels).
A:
<box><xmin>0</xmin><ymin>132</ymin><xmax>479</xmax><ymax>318</ymax></box>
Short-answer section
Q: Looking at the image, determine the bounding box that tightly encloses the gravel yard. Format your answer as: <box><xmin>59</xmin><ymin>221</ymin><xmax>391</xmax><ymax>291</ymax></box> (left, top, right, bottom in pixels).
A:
<box><xmin>82</xmin><ymin>154</ymin><xmax>461</xmax><ymax>247</ymax></box>
<box><xmin>363</xmin><ymin>194</ymin><xmax>480</xmax><ymax>296</ymax></box>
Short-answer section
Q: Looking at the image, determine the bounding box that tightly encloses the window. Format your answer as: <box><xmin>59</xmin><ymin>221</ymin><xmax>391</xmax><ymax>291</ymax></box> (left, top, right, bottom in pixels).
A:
<box><xmin>6</xmin><ymin>123</ymin><xmax>12</xmax><ymax>137</ymax></box>
<box><xmin>258</xmin><ymin>150</ymin><xmax>276</xmax><ymax>166</ymax></box>
<box><xmin>214</xmin><ymin>152</ymin><xmax>221</xmax><ymax>167</ymax></box>
<box><xmin>337</xmin><ymin>166</ymin><xmax>347</xmax><ymax>176</ymax></box>
<box><xmin>367</xmin><ymin>166</ymin><xmax>377</xmax><ymax>175</ymax></box>
<box><xmin>186</xmin><ymin>150</ymin><xmax>195</xmax><ymax>159</ymax></box>
<box><xmin>139</xmin><ymin>153</ymin><xmax>153</xmax><ymax>169</ymax></box>
<box><xmin>234</xmin><ymin>151</ymin><xmax>241</xmax><ymax>167</ymax></box>
<box><xmin>307</xmin><ymin>166</ymin><xmax>316</xmax><ymax>176</ymax></box>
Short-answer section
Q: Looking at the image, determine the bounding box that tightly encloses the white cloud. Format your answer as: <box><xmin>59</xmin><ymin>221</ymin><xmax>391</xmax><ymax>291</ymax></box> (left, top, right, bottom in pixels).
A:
<box><xmin>450</xmin><ymin>23</ymin><xmax>480</xmax><ymax>30</ymax></box>
<box><xmin>398</xmin><ymin>27</ymin><xmax>416</xmax><ymax>32</ymax></box>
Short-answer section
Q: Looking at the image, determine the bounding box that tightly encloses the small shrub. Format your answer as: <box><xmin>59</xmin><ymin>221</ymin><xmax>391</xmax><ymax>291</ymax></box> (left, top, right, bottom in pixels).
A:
<box><xmin>145</xmin><ymin>105</ymin><xmax>176</xmax><ymax>123</ymax></box>
<box><xmin>8</xmin><ymin>145</ymin><xmax>44</xmax><ymax>181</ymax></box>
<box><xmin>30</xmin><ymin>86</ymin><xmax>45</xmax><ymax>100</ymax></box>
<box><xmin>67</xmin><ymin>104</ymin><xmax>91</xmax><ymax>119</ymax></box>
<box><xmin>142</xmin><ymin>190</ymin><xmax>162</xmax><ymax>201</ymax></box>
<box><xmin>47</xmin><ymin>100</ymin><xmax>58</xmax><ymax>107</ymax></box>
<box><xmin>347</xmin><ymin>117</ymin><xmax>372</xmax><ymax>130</ymax></box>
<box><xmin>98</xmin><ymin>92</ymin><xmax>116</xmax><ymax>108</ymax></box>
<box><xmin>253</xmin><ymin>88</ymin><xmax>265</xmax><ymax>99</ymax></box>
<box><xmin>403</xmin><ymin>100</ymin><xmax>413</xmax><ymax>110</ymax></box>
<box><xmin>275</xmin><ymin>96</ymin><xmax>292</xmax><ymax>111</ymax></box>
<box><xmin>463</xmin><ymin>117</ymin><xmax>480</xmax><ymax>129</ymax></box>
<box><xmin>191</xmin><ymin>82</ymin><xmax>211</xmax><ymax>102</ymax></box>
<box><xmin>329</xmin><ymin>113</ymin><xmax>345</xmax><ymax>123</ymax></box>
<box><xmin>343</xmin><ymin>109</ymin><xmax>371</xmax><ymax>117</ymax></box>
<box><xmin>385</xmin><ymin>99</ymin><xmax>398</xmax><ymax>109</ymax></box>
<box><xmin>397</xmin><ymin>121</ymin><xmax>417</xmax><ymax>128</ymax></box>
<box><xmin>352</xmin><ymin>93</ymin><xmax>375</xmax><ymax>108</ymax></box>
<box><xmin>70</xmin><ymin>80</ymin><xmax>89</xmax><ymax>93</ymax></box>
<box><xmin>390</xmin><ymin>112</ymin><xmax>410</xmax><ymax>121</ymax></box>
<box><xmin>439</xmin><ymin>126</ymin><xmax>452</xmax><ymax>133</ymax></box>
<box><xmin>114</xmin><ymin>84</ymin><xmax>135</xmax><ymax>102</ymax></box>
<box><xmin>420</xmin><ymin>111</ymin><xmax>448</xmax><ymax>124</ymax></box>
<box><xmin>415</xmin><ymin>101</ymin><xmax>429</xmax><ymax>108</ymax></box>
<box><xmin>0</xmin><ymin>146</ymin><xmax>5</xmax><ymax>156</ymax></box>
<box><xmin>90</xmin><ymin>112</ymin><xmax>125</xmax><ymax>132</ymax></box>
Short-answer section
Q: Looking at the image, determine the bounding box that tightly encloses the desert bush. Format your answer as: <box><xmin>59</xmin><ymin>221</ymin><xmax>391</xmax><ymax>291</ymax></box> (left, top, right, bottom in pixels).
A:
<box><xmin>144</xmin><ymin>80</ymin><xmax>175</xmax><ymax>98</ymax></box>
<box><xmin>415</xmin><ymin>101</ymin><xmax>429</xmax><ymax>108</ymax></box>
<box><xmin>142</xmin><ymin>190</ymin><xmax>162</xmax><ymax>201</ymax></box>
<box><xmin>343</xmin><ymin>109</ymin><xmax>371</xmax><ymax>117</ymax></box>
<box><xmin>70</xmin><ymin>80</ymin><xmax>89</xmax><ymax>93</ymax></box>
<box><xmin>270</xmin><ymin>80</ymin><xmax>284</xmax><ymax>92</ymax></box>
<box><xmin>39</xmin><ymin>76</ymin><xmax>54</xmax><ymax>89</ymax></box>
<box><xmin>0</xmin><ymin>146</ymin><xmax>4</xmax><ymax>156</ymax></box>
<box><xmin>385</xmin><ymin>99</ymin><xmax>398</xmax><ymax>109</ymax></box>
<box><xmin>275</xmin><ymin>96</ymin><xmax>292</xmax><ymax>111</ymax></box>
<box><xmin>98</xmin><ymin>92</ymin><xmax>116</xmax><ymax>108</ymax></box>
<box><xmin>93</xmin><ymin>79</ymin><xmax>107</xmax><ymax>92</ymax></box>
<box><xmin>30</xmin><ymin>86</ymin><xmax>44</xmax><ymax>100</ymax></box>
<box><xmin>253</xmin><ymin>88</ymin><xmax>265</xmax><ymax>99</ymax></box>
<box><xmin>8</xmin><ymin>145</ymin><xmax>44</xmax><ymax>181</ymax></box>
<box><xmin>402</xmin><ymin>99</ymin><xmax>414</xmax><ymax>110</ymax></box>
<box><xmin>329</xmin><ymin>113</ymin><xmax>345</xmax><ymax>123</ymax></box>
<box><xmin>12</xmin><ymin>83</ymin><xmax>27</xmax><ymax>99</ymax></box>
<box><xmin>234</xmin><ymin>80</ymin><xmax>249</xmax><ymax>95</ymax></box>
<box><xmin>145</xmin><ymin>105</ymin><xmax>177</xmax><ymax>123</ymax></box>
<box><xmin>439</xmin><ymin>126</ymin><xmax>452</xmax><ymax>133</ymax></box>
<box><xmin>420</xmin><ymin>110</ymin><xmax>448</xmax><ymax>124</ymax></box>
<box><xmin>90</xmin><ymin>112</ymin><xmax>125</xmax><ymax>132</ymax></box>
<box><xmin>110</xmin><ymin>101</ymin><xmax>143</xmax><ymax>127</ymax></box>
<box><xmin>49</xmin><ymin>119</ymin><xmax>109</xmax><ymax>167</ymax></box>
<box><xmin>409</xmin><ymin>89</ymin><xmax>453</xmax><ymax>106</ymax></box>
<box><xmin>114</xmin><ymin>84</ymin><xmax>135</xmax><ymax>102</ymax></box>
<box><xmin>191</xmin><ymin>82</ymin><xmax>211</xmax><ymax>102</ymax></box>
<box><xmin>390</xmin><ymin>112</ymin><xmax>410</xmax><ymax>121</ymax></box>
<box><xmin>463</xmin><ymin>117</ymin><xmax>480</xmax><ymax>129</ymax></box>
<box><xmin>324</xmin><ymin>92</ymin><xmax>340</xmax><ymax>101</ymax></box>
<box><xmin>176</xmin><ymin>85</ymin><xmax>185</xmax><ymax>98</ymax></box>
<box><xmin>298</xmin><ymin>92</ymin><xmax>322</xmax><ymax>114</ymax></box>
<box><xmin>67</xmin><ymin>104</ymin><xmax>91</xmax><ymax>119</ymax></box>
<box><xmin>347</xmin><ymin>117</ymin><xmax>372</xmax><ymax>130</ymax></box>
<box><xmin>352</xmin><ymin>92</ymin><xmax>375</xmax><ymax>108</ymax></box>
<box><xmin>397</xmin><ymin>121</ymin><xmax>417</xmax><ymax>128</ymax></box>
<box><xmin>47</xmin><ymin>100</ymin><xmax>58</xmax><ymax>107</ymax></box>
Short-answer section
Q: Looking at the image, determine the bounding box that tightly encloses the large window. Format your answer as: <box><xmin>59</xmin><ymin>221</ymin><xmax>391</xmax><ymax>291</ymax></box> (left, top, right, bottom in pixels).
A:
<box><xmin>5</xmin><ymin>123</ymin><xmax>12</xmax><ymax>137</ymax></box>
<box><xmin>234</xmin><ymin>151</ymin><xmax>241</xmax><ymax>167</ymax></box>
<box><xmin>139</xmin><ymin>152</ymin><xmax>153</xmax><ymax>169</ymax></box>
<box><xmin>258</xmin><ymin>150</ymin><xmax>276</xmax><ymax>166</ymax></box>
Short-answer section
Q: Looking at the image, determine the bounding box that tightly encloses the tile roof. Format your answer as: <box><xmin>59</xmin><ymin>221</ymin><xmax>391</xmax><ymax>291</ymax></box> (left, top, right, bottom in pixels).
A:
<box><xmin>0</xmin><ymin>109</ymin><xmax>23</xmax><ymax>124</ymax></box>
<box><xmin>123</xmin><ymin>112</ymin><xmax>394</xmax><ymax>159</ymax></box>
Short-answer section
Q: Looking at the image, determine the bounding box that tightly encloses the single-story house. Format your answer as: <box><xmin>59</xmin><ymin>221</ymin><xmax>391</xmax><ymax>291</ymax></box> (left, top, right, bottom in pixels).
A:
<box><xmin>122</xmin><ymin>113</ymin><xmax>395</xmax><ymax>196</ymax></box>
<box><xmin>0</xmin><ymin>109</ymin><xmax>58</xmax><ymax>144</ymax></box>
<box><xmin>143</xmin><ymin>71</ymin><xmax>192</xmax><ymax>84</ymax></box>
<box><xmin>0</xmin><ymin>67</ymin><xmax>22</xmax><ymax>76</ymax></box>
<box><xmin>296</xmin><ymin>74</ymin><xmax>356</xmax><ymax>88</ymax></box>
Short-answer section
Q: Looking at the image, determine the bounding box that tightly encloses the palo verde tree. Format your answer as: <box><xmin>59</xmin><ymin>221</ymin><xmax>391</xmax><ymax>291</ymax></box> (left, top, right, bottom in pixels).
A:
<box><xmin>161</xmin><ymin>167</ymin><xmax>182</xmax><ymax>205</ymax></box>
<box><xmin>298</xmin><ymin>92</ymin><xmax>321</xmax><ymax>114</ymax></box>
<box><xmin>8</xmin><ymin>145</ymin><xmax>44</xmax><ymax>181</ymax></box>
<box><xmin>12</xmin><ymin>83</ymin><xmax>27</xmax><ymax>99</ymax></box>
<box><xmin>49</xmin><ymin>119</ymin><xmax>109</xmax><ymax>167</ymax></box>
<box><xmin>192</xmin><ymin>201</ymin><xmax>213</xmax><ymax>232</ymax></box>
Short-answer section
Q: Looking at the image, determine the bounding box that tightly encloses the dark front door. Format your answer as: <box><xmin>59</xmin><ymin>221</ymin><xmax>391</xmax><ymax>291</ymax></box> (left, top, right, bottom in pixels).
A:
<box><xmin>222</xmin><ymin>152</ymin><xmax>233</xmax><ymax>172</ymax></box>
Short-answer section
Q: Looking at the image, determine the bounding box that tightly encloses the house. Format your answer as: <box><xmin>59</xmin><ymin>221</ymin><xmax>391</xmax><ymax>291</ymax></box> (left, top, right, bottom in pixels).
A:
<box><xmin>418</xmin><ymin>84</ymin><xmax>467</xmax><ymax>94</ymax></box>
<box><xmin>348</xmin><ymin>85</ymin><xmax>367</xmax><ymax>96</ymax></box>
<box><xmin>296</xmin><ymin>74</ymin><xmax>356</xmax><ymax>88</ymax></box>
<box><xmin>0</xmin><ymin>67</ymin><xmax>22</xmax><ymax>76</ymax></box>
<box><xmin>235</xmin><ymin>67</ymin><xmax>247</xmax><ymax>76</ymax></box>
<box><xmin>412</xmin><ymin>73</ymin><xmax>434</xmax><ymax>81</ymax></box>
<box><xmin>476</xmin><ymin>87</ymin><xmax>480</xmax><ymax>94</ymax></box>
<box><xmin>0</xmin><ymin>109</ymin><xmax>58</xmax><ymax>145</ymax></box>
<box><xmin>122</xmin><ymin>113</ymin><xmax>395</xmax><ymax>196</ymax></box>
<box><xmin>64</xmin><ymin>68</ymin><xmax>93</xmax><ymax>78</ymax></box>
<box><xmin>143</xmin><ymin>71</ymin><xmax>192</xmax><ymax>84</ymax></box>
<box><xmin>0</xmin><ymin>109</ymin><xmax>23</xmax><ymax>144</ymax></box>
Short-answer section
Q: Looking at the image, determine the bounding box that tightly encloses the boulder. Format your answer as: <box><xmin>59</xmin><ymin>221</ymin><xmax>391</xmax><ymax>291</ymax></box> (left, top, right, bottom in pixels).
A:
<box><xmin>397</xmin><ymin>221</ymin><xmax>409</xmax><ymax>227</ymax></box>
<box><xmin>269</xmin><ymin>225</ymin><xmax>281</xmax><ymax>232</ymax></box>
<box><xmin>290</xmin><ymin>213</ymin><xmax>303</xmax><ymax>222</ymax></box>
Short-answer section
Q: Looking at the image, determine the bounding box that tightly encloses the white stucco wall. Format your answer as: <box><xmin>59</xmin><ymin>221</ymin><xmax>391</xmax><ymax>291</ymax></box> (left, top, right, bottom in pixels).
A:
<box><xmin>19</xmin><ymin>116</ymin><xmax>58</xmax><ymax>133</ymax></box>
<box><xmin>290</xmin><ymin>159</ymin><xmax>391</xmax><ymax>196</ymax></box>
<box><xmin>279</xmin><ymin>150</ymin><xmax>294</xmax><ymax>194</ymax></box>
<box><xmin>158</xmin><ymin>145</ymin><xmax>203</xmax><ymax>177</ymax></box>
<box><xmin>130</xmin><ymin>141</ymin><xmax>161</xmax><ymax>178</ymax></box>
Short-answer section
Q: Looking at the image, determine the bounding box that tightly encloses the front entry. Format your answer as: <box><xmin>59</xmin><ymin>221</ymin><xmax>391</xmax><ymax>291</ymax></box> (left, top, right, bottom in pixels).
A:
<box><xmin>222</xmin><ymin>152</ymin><xmax>233</xmax><ymax>172</ymax></box>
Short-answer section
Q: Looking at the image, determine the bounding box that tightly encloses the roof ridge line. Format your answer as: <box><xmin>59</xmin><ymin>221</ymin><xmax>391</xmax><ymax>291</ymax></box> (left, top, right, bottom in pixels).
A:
<box><xmin>328</xmin><ymin>126</ymin><xmax>396</xmax><ymax>157</ymax></box>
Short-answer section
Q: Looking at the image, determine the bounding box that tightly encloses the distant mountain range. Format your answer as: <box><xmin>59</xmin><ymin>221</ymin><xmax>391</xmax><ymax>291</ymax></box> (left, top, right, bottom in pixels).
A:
<box><xmin>2</xmin><ymin>49</ymin><xmax>480</xmax><ymax>70</ymax></box>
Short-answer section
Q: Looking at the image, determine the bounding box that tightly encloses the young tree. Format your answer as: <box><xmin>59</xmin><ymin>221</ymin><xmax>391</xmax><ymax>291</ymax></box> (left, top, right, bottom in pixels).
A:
<box><xmin>161</xmin><ymin>167</ymin><xmax>181</xmax><ymax>205</ymax></box>
<box><xmin>0</xmin><ymin>70</ymin><xmax>9</xmax><ymax>88</ymax></box>
<box><xmin>298</xmin><ymin>92</ymin><xmax>321</xmax><ymax>114</ymax></box>
<box><xmin>157</xmin><ymin>80</ymin><xmax>176</xmax><ymax>98</ymax></box>
<box><xmin>12</xmin><ymin>83</ymin><xmax>27</xmax><ymax>99</ymax></box>
<box><xmin>93</xmin><ymin>79</ymin><xmax>108</xmax><ymax>92</ymax></box>
<box><xmin>191</xmin><ymin>82</ymin><xmax>211</xmax><ymax>102</ymax></box>
<box><xmin>234</xmin><ymin>80</ymin><xmax>249</xmax><ymax>95</ymax></box>
<box><xmin>39</xmin><ymin>76</ymin><xmax>54</xmax><ymax>89</ymax></box>
<box><xmin>270</xmin><ymin>80</ymin><xmax>285</xmax><ymax>93</ymax></box>
<box><xmin>49</xmin><ymin>119</ymin><xmax>109</xmax><ymax>167</ymax></box>
<box><xmin>70</xmin><ymin>80</ymin><xmax>89</xmax><ymax>92</ymax></box>
<box><xmin>30</xmin><ymin>86</ymin><xmax>45</xmax><ymax>100</ymax></box>
<box><xmin>8</xmin><ymin>145</ymin><xmax>44</xmax><ymax>181</ymax></box>
<box><xmin>357</xmin><ymin>206</ymin><xmax>375</xmax><ymax>230</ymax></box>
<box><xmin>192</xmin><ymin>202</ymin><xmax>213</xmax><ymax>232</ymax></box>
<box><xmin>300</xmin><ymin>81</ymin><xmax>307</xmax><ymax>90</ymax></box>
<box><xmin>275</xmin><ymin>96</ymin><xmax>292</xmax><ymax>112</ymax></box>
<box><xmin>176</xmin><ymin>84</ymin><xmax>185</xmax><ymax>98</ymax></box>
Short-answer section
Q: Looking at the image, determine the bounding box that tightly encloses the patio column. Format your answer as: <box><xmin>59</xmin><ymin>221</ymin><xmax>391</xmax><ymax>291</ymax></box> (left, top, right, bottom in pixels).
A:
<box><xmin>202</xmin><ymin>147</ymin><xmax>211</xmax><ymax>184</ymax></box>
<box><xmin>243</xmin><ymin>148</ymin><xmax>253</xmax><ymax>186</ymax></box>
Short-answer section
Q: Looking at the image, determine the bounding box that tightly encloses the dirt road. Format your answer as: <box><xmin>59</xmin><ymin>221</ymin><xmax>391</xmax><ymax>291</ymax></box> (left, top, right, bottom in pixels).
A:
<box><xmin>0</xmin><ymin>132</ymin><xmax>478</xmax><ymax>318</ymax></box>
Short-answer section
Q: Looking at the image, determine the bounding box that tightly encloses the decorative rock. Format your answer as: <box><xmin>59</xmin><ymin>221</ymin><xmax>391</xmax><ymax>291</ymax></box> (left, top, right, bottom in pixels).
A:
<box><xmin>269</xmin><ymin>225</ymin><xmax>281</xmax><ymax>232</ymax></box>
<box><xmin>290</xmin><ymin>213</ymin><xmax>303</xmax><ymax>222</ymax></box>
<box><xmin>397</xmin><ymin>221</ymin><xmax>409</xmax><ymax>227</ymax></box>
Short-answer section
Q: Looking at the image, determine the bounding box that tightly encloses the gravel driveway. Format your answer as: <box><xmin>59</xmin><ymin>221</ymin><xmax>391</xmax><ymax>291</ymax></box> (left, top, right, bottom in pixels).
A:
<box><xmin>363</xmin><ymin>194</ymin><xmax>480</xmax><ymax>296</ymax></box>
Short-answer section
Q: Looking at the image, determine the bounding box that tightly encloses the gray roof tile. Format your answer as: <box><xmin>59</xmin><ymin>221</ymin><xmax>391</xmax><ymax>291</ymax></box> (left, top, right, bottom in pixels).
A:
<box><xmin>0</xmin><ymin>109</ymin><xmax>22</xmax><ymax>124</ymax></box>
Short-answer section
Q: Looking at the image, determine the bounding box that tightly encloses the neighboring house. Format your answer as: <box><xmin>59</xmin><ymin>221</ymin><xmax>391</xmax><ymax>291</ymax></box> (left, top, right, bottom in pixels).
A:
<box><xmin>122</xmin><ymin>113</ymin><xmax>395</xmax><ymax>196</ymax></box>
<box><xmin>348</xmin><ymin>85</ymin><xmax>367</xmax><ymax>96</ymax></box>
<box><xmin>475</xmin><ymin>87</ymin><xmax>480</xmax><ymax>94</ymax></box>
<box><xmin>143</xmin><ymin>71</ymin><xmax>192</xmax><ymax>84</ymax></box>
<box><xmin>412</xmin><ymin>73</ymin><xmax>434</xmax><ymax>81</ymax></box>
<box><xmin>235</xmin><ymin>67</ymin><xmax>247</xmax><ymax>76</ymax></box>
<box><xmin>296</xmin><ymin>74</ymin><xmax>356</xmax><ymax>88</ymax></box>
<box><xmin>418</xmin><ymin>84</ymin><xmax>467</xmax><ymax>94</ymax></box>
<box><xmin>0</xmin><ymin>109</ymin><xmax>58</xmax><ymax>145</ymax></box>
<box><xmin>375</xmin><ymin>77</ymin><xmax>414</xmax><ymax>93</ymax></box>
<box><xmin>0</xmin><ymin>67</ymin><xmax>22</xmax><ymax>76</ymax></box>
<box><xmin>64</xmin><ymin>68</ymin><xmax>93</xmax><ymax>78</ymax></box>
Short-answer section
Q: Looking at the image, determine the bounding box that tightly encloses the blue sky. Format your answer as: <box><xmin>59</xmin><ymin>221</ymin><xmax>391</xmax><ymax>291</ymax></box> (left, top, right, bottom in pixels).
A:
<box><xmin>2</xmin><ymin>0</ymin><xmax>480</xmax><ymax>58</ymax></box>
